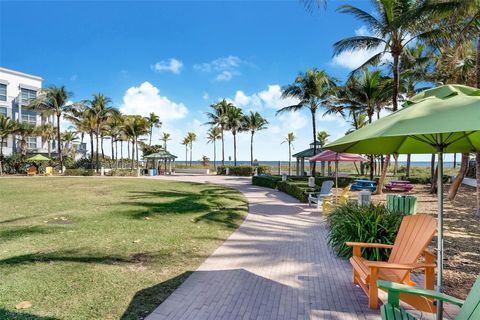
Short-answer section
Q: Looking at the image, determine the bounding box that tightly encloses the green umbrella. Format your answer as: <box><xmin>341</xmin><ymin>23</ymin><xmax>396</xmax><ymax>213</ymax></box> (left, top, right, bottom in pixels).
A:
<box><xmin>325</xmin><ymin>84</ymin><xmax>480</xmax><ymax>319</ymax></box>
<box><xmin>27</xmin><ymin>154</ymin><xmax>51</xmax><ymax>162</ymax></box>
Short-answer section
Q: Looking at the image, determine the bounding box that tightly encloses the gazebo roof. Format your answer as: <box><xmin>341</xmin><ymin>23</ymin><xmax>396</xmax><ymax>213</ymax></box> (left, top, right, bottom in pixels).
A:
<box><xmin>144</xmin><ymin>150</ymin><xmax>177</xmax><ymax>159</ymax></box>
<box><xmin>292</xmin><ymin>147</ymin><xmax>323</xmax><ymax>159</ymax></box>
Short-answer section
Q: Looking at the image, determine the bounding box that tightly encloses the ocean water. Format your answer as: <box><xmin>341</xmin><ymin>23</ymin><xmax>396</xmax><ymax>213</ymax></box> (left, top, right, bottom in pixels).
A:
<box><xmin>179</xmin><ymin>160</ymin><xmax>455</xmax><ymax>168</ymax></box>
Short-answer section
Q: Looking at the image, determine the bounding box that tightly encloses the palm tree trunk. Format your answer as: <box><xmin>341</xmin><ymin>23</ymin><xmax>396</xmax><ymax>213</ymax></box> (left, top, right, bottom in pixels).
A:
<box><xmin>190</xmin><ymin>143</ymin><xmax>193</xmax><ymax>167</ymax></box>
<box><xmin>127</xmin><ymin>140</ymin><xmax>130</xmax><ymax>163</ymax></box>
<box><xmin>0</xmin><ymin>137</ymin><xmax>4</xmax><ymax>175</ymax></box>
<box><xmin>288</xmin><ymin>142</ymin><xmax>291</xmax><ymax>176</ymax></box>
<box><xmin>406</xmin><ymin>154</ymin><xmax>411</xmax><ymax>177</ymax></box>
<box><xmin>392</xmin><ymin>54</ymin><xmax>399</xmax><ymax>112</ymax></box>
<box><xmin>375</xmin><ymin>154</ymin><xmax>390</xmax><ymax>195</ymax></box>
<box><xmin>111</xmin><ymin>138</ymin><xmax>114</xmax><ymax>162</ymax></box>
<box><xmin>311</xmin><ymin>108</ymin><xmax>317</xmax><ymax>176</ymax></box>
<box><xmin>221</xmin><ymin>128</ymin><xmax>225</xmax><ymax>166</ymax></box>
<box><xmin>448</xmin><ymin>153</ymin><xmax>469</xmax><ymax>201</ymax></box>
<box><xmin>136</xmin><ymin>139</ymin><xmax>140</xmax><ymax>176</ymax></box>
<box><xmin>56</xmin><ymin>114</ymin><xmax>63</xmax><ymax>172</ymax></box>
<box><xmin>120</xmin><ymin>141</ymin><xmax>124</xmax><ymax>169</ymax></box>
<box><xmin>453</xmin><ymin>153</ymin><xmax>457</xmax><ymax>168</ymax></box>
<box><xmin>185</xmin><ymin>146</ymin><xmax>188</xmax><ymax>165</ymax></box>
<box><xmin>233</xmin><ymin>132</ymin><xmax>237</xmax><ymax>166</ymax></box>
<box><xmin>131</xmin><ymin>139</ymin><xmax>135</xmax><ymax>171</ymax></box>
<box><xmin>213</xmin><ymin>139</ymin><xmax>216</xmax><ymax>169</ymax></box>
<box><xmin>101</xmin><ymin>135</ymin><xmax>105</xmax><ymax>159</ymax></box>
<box><xmin>96</xmin><ymin>131</ymin><xmax>100</xmax><ymax>171</ymax></box>
<box><xmin>393</xmin><ymin>153</ymin><xmax>399</xmax><ymax>176</ymax></box>
<box><xmin>250</xmin><ymin>131</ymin><xmax>254</xmax><ymax>166</ymax></box>
<box><xmin>48</xmin><ymin>140</ymin><xmax>51</xmax><ymax>158</ymax></box>
<box><xmin>89</xmin><ymin>132</ymin><xmax>94</xmax><ymax>169</ymax></box>
<box><xmin>149</xmin><ymin>125</ymin><xmax>153</xmax><ymax>145</ymax></box>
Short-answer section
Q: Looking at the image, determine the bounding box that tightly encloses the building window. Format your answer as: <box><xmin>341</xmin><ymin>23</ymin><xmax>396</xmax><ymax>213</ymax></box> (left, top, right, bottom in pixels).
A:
<box><xmin>20</xmin><ymin>88</ymin><xmax>36</xmax><ymax>104</ymax></box>
<box><xmin>27</xmin><ymin>137</ymin><xmax>37</xmax><ymax>149</ymax></box>
<box><xmin>0</xmin><ymin>106</ymin><xmax>7</xmax><ymax>117</ymax></box>
<box><xmin>0</xmin><ymin>84</ymin><xmax>6</xmax><ymax>101</ymax></box>
<box><xmin>22</xmin><ymin>111</ymin><xmax>37</xmax><ymax>125</ymax></box>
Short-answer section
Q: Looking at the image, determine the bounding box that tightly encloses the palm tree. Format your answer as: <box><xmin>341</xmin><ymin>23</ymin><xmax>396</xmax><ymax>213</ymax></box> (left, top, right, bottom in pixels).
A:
<box><xmin>281</xmin><ymin>132</ymin><xmax>296</xmax><ymax>176</ymax></box>
<box><xmin>16</xmin><ymin>122</ymin><xmax>35</xmax><ymax>158</ymax></box>
<box><xmin>65</xmin><ymin>102</ymin><xmax>97</xmax><ymax>168</ymax></box>
<box><xmin>36</xmin><ymin>123</ymin><xmax>56</xmax><ymax>158</ymax></box>
<box><xmin>0</xmin><ymin>116</ymin><xmax>17</xmax><ymax>175</ymax></box>
<box><xmin>206</xmin><ymin>127</ymin><xmax>222</xmax><ymax>169</ymax></box>
<box><xmin>226</xmin><ymin>106</ymin><xmax>244</xmax><ymax>166</ymax></box>
<box><xmin>181</xmin><ymin>137</ymin><xmax>190</xmax><ymax>166</ymax></box>
<box><xmin>146</xmin><ymin>112</ymin><xmax>162</xmax><ymax>145</ymax></box>
<box><xmin>186</xmin><ymin>132</ymin><xmax>197</xmax><ymax>167</ymax></box>
<box><xmin>333</xmin><ymin>0</ymin><xmax>441</xmax><ymax>112</ymax></box>
<box><xmin>243</xmin><ymin>111</ymin><xmax>268</xmax><ymax>166</ymax></box>
<box><xmin>124</xmin><ymin>115</ymin><xmax>149</xmax><ymax>175</ymax></box>
<box><xmin>27</xmin><ymin>85</ymin><xmax>72</xmax><ymax>172</ymax></box>
<box><xmin>62</xmin><ymin>130</ymin><xmax>78</xmax><ymax>157</ymax></box>
<box><xmin>205</xmin><ymin>99</ymin><xmax>233</xmax><ymax>166</ymax></box>
<box><xmin>277</xmin><ymin>68</ymin><xmax>336</xmax><ymax>175</ymax></box>
<box><xmin>317</xmin><ymin>131</ymin><xmax>330</xmax><ymax>148</ymax></box>
<box><xmin>161</xmin><ymin>132</ymin><xmax>171</xmax><ymax>150</ymax></box>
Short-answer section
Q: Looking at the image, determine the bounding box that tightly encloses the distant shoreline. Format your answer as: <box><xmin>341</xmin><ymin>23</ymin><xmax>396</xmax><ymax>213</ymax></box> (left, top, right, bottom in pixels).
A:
<box><xmin>179</xmin><ymin>161</ymin><xmax>457</xmax><ymax>168</ymax></box>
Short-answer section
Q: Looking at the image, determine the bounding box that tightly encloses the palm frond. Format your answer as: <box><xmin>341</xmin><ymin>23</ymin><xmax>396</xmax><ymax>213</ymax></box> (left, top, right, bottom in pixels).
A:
<box><xmin>333</xmin><ymin>36</ymin><xmax>385</xmax><ymax>56</ymax></box>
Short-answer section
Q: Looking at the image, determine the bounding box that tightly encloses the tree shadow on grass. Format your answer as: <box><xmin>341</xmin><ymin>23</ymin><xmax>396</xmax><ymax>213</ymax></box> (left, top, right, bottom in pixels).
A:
<box><xmin>0</xmin><ymin>226</ymin><xmax>58</xmax><ymax>242</ymax></box>
<box><xmin>0</xmin><ymin>309</ymin><xmax>58</xmax><ymax>320</ymax></box>
<box><xmin>120</xmin><ymin>271</ymin><xmax>193</xmax><ymax>320</ymax></box>
<box><xmin>0</xmin><ymin>250</ymin><xmax>131</xmax><ymax>266</ymax></box>
<box><xmin>121</xmin><ymin>188</ymin><xmax>247</xmax><ymax>222</ymax></box>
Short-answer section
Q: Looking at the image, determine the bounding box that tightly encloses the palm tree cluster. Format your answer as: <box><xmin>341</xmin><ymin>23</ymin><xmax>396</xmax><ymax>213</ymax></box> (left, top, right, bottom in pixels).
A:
<box><xmin>0</xmin><ymin>85</ymin><xmax>164</xmax><ymax>176</ymax></box>
<box><xmin>205</xmin><ymin>99</ymin><xmax>268</xmax><ymax>168</ymax></box>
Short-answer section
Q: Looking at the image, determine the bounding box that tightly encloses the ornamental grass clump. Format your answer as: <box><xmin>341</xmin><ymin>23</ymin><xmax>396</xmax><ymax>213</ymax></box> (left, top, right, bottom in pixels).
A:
<box><xmin>327</xmin><ymin>202</ymin><xmax>403</xmax><ymax>261</ymax></box>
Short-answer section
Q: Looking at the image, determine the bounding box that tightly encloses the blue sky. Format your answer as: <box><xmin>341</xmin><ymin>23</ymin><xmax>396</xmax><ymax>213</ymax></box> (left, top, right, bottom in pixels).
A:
<box><xmin>1</xmin><ymin>0</ymin><xmax>440</xmax><ymax>162</ymax></box>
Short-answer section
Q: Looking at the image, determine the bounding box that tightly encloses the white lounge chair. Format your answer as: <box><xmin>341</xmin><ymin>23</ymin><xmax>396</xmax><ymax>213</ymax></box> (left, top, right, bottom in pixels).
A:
<box><xmin>308</xmin><ymin>180</ymin><xmax>334</xmax><ymax>208</ymax></box>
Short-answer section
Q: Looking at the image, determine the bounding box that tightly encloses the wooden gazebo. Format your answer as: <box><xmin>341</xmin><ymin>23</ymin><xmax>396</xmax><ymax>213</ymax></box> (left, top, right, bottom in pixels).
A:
<box><xmin>292</xmin><ymin>141</ymin><xmax>323</xmax><ymax>176</ymax></box>
<box><xmin>144</xmin><ymin>150</ymin><xmax>177</xmax><ymax>175</ymax></box>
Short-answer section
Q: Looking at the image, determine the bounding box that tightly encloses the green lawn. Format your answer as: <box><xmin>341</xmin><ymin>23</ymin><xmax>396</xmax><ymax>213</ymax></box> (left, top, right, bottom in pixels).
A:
<box><xmin>0</xmin><ymin>177</ymin><xmax>248</xmax><ymax>320</ymax></box>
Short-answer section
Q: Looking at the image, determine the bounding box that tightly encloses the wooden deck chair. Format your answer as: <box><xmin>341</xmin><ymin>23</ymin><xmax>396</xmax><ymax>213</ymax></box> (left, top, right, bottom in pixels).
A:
<box><xmin>346</xmin><ymin>214</ymin><xmax>437</xmax><ymax>311</ymax></box>
<box><xmin>27</xmin><ymin>166</ymin><xmax>37</xmax><ymax>176</ymax></box>
<box><xmin>45</xmin><ymin>166</ymin><xmax>53</xmax><ymax>176</ymax></box>
<box><xmin>322</xmin><ymin>185</ymin><xmax>351</xmax><ymax>214</ymax></box>
<box><xmin>378</xmin><ymin>274</ymin><xmax>480</xmax><ymax>319</ymax></box>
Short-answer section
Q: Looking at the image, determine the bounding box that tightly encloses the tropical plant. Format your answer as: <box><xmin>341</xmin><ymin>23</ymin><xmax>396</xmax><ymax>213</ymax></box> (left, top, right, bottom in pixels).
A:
<box><xmin>62</xmin><ymin>130</ymin><xmax>78</xmax><ymax>158</ymax></box>
<box><xmin>225</xmin><ymin>106</ymin><xmax>244</xmax><ymax>166</ymax></box>
<box><xmin>65</xmin><ymin>102</ymin><xmax>97</xmax><ymax>168</ymax></box>
<box><xmin>205</xmin><ymin>99</ymin><xmax>234</xmax><ymax>166</ymax></box>
<box><xmin>316</xmin><ymin>131</ymin><xmax>330</xmax><ymax>148</ymax></box>
<box><xmin>327</xmin><ymin>202</ymin><xmax>403</xmax><ymax>261</ymax></box>
<box><xmin>35</xmin><ymin>123</ymin><xmax>56</xmax><ymax>158</ymax></box>
<box><xmin>206</xmin><ymin>126</ymin><xmax>222</xmax><ymax>169</ymax></box>
<box><xmin>146</xmin><ymin>112</ymin><xmax>162</xmax><ymax>145</ymax></box>
<box><xmin>15</xmin><ymin>122</ymin><xmax>36</xmax><ymax>157</ymax></box>
<box><xmin>0</xmin><ymin>116</ymin><xmax>17</xmax><ymax>175</ymax></box>
<box><xmin>243</xmin><ymin>111</ymin><xmax>268</xmax><ymax>166</ymax></box>
<box><xmin>161</xmin><ymin>132</ymin><xmax>171</xmax><ymax>150</ymax></box>
<box><xmin>277</xmin><ymin>68</ymin><xmax>336</xmax><ymax>175</ymax></box>
<box><xmin>186</xmin><ymin>132</ymin><xmax>197</xmax><ymax>167</ymax></box>
<box><xmin>281</xmin><ymin>132</ymin><xmax>296</xmax><ymax>176</ymax></box>
<box><xmin>27</xmin><ymin>85</ymin><xmax>72</xmax><ymax>172</ymax></box>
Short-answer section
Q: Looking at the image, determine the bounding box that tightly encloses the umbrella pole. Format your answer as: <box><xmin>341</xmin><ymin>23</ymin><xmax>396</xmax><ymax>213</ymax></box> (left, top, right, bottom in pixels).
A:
<box><xmin>335</xmin><ymin>161</ymin><xmax>338</xmax><ymax>203</ymax></box>
<box><xmin>436</xmin><ymin>145</ymin><xmax>444</xmax><ymax>320</ymax></box>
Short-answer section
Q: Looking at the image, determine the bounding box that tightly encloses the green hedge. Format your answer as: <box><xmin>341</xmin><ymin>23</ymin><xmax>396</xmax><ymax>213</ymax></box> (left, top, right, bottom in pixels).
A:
<box><xmin>277</xmin><ymin>181</ymin><xmax>317</xmax><ymax>203</ymax></box>
<box><xmin>399</xmin><ymin>175</ymin><xmax>450</xmax><ymax>184</ymax></box>
<box><xmin>217</xmin><ymin>165</ymin><xmax>270</xmax><ymax>176</ymax></box>
<box><xmin>63</xmin><ymin>168</ymin><xmax>95</xmax><ymax>176</ymax></box>
<box><xmin>105</xmin><ymin>169</ymin><xmax>138</xmax><ymax>177</ymax></box>
<box><xmin>252</xmin><ymin>175</ymin><xmax>281</xmax><ymax>189</ymax></box>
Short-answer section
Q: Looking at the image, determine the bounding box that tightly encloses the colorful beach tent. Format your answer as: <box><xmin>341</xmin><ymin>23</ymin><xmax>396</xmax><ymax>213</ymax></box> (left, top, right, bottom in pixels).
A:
<box><xmin>325</xmin><ymin>84</ymin><xmax>480</xmax><ymax>319</ymax></box>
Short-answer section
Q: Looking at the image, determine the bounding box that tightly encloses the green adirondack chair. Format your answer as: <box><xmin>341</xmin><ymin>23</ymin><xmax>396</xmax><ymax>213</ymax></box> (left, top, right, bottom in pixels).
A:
<box><xmin>378</xmin><ymin>276</ymin><xmax>480</xmax><ymax>319</ymax></box>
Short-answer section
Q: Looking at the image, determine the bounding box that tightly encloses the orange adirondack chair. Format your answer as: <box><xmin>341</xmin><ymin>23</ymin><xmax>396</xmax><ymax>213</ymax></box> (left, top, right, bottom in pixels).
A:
<box><xmin>346</xmin><ymin>214</ymin><xmax>437</xmax><ymax>312</ymax></box>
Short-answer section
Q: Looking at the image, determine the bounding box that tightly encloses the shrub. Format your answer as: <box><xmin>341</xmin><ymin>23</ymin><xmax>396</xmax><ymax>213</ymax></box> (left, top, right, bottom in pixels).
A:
<box><xmin>63</xmin><ymin>168</ymin><xmax>95</xmax><ymax>176</ymax></box>
<box><xmin>399</xmin><ymin>175</ymin><xmax>450</xmax><ymax>184</ymax></box>
<box><xmin>277</xmin><ymin>181</ymin><xmax>317</xmax><ymax>203</ymax></box>
<box><xmin>217</xmin><ymin>165</ymin><xmax>270</xmax><ymax>176</ymax></box>
<box><xmin>105</xmin><ymin>169</ymin><xmax>137</xmax><ymax>176</ymax></box>
<box><xmin>3</xmin><ymin>154</ymin><xmax>27</xmax><ymax>174</ymax></box>
<box><xmin>252</xmin><ymin>175</ymin><xmax>281</xmax><ymax>189</ymax></box>
<box><xmin>327</xmin><ymin>202</ymin><xmax>403</xmax><ymax>261</ymax></box>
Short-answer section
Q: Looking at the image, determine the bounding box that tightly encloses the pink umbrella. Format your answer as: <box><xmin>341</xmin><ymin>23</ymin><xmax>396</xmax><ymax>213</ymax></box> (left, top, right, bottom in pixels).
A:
<box><xmin>310</xmin><ymin>150</ymin><xmax>368</xmax><ymax>200</ymax></box>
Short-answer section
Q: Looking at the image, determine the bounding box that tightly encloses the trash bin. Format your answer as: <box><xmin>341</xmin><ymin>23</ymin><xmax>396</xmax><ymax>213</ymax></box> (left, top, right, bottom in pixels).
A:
<box><xmin>386</xmin><ymin>195</ymin><xmax>417</xmax><ymax>214</ymax></box>
<box><xmin>358</xmin><ymin>190</ymin><xmax>371</xmax><ymax>206</ymax></box>
<box><xmin>149</xmin><ymin>169</ymin><xmax>157</xmax><ymax>176</ymax></box>
<box><xmin>308</xmin><ymin>177</ymin><xmax>315</xmax><ymax>187</ymax></box>
<box><xmin>282</xmin><ymin>173</ymin><xmax>287</xmax><ymax>182</ymax></box>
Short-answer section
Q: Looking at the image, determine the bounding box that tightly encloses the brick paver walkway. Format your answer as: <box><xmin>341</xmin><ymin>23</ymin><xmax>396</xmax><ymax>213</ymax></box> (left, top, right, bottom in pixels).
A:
<box><xmin>146</xmin><ymin>175</ymin><xmax>379</xmax><ymax>320</ymax></box>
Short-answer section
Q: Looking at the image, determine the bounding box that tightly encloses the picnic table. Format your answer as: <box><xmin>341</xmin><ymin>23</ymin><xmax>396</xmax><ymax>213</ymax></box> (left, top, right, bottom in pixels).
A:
<box><xmin>385</xmin><ymin>180</ymin><xmax>414</xmax><ymax>192</ymax></box>
<box><xmin>351</xmin><ymin>179</ymin><xmax>377</xmax><ymax>192</ymax></box>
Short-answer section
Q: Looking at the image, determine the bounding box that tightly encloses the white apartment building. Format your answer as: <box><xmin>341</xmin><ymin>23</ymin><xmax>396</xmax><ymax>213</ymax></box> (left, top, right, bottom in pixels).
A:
<box><xmin>0</xmin><ymin>67</ymin><xmax>52</xmax><ymax>156</ymax></box>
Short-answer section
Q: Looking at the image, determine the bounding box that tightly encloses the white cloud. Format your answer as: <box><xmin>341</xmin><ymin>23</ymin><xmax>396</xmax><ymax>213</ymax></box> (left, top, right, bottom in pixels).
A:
<box><xmin>194</xmin><ymin>56</ymin><xmax>246</xmax><ymax>81</ymax></box>
<box><xmin>202</xmin><ymin>92</ymin><xmax>209</xmax><ymax>100</ymax></box>
<box><xmin>151</xmin><ymin>58</ymin><xmax>183</xmax><ymax>74</ymax></box>
<box><xmin>120</xmin><ymin>81</ymin><xmax>188</xmax><ymax>121</ymax></box>
<box><xmin>355</xmin><ymin>26</ymin><xmax>369</xmax><ymax>36</ymax></box>
<box><xmin>227</xmin><ymin>85</ymin><xmax>300</xmax><ymax>111</ymax></box>
<box><xmin>278</xmin><ymin>112</ymin><xmax>308</xmax><ymax>131</ymax></box>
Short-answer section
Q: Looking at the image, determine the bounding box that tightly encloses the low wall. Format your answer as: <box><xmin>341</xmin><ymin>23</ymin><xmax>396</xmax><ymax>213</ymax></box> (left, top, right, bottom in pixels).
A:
<box><xmin>175</xmin><ymin>168</ymin><xmax>210</xmax><ymax>175</ymax></box>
